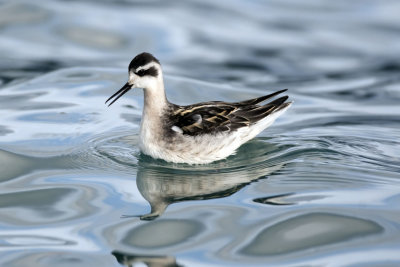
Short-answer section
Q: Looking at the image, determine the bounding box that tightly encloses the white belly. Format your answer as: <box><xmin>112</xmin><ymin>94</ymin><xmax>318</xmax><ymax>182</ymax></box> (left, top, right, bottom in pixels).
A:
<box><xmin>139</xmin><ymin>125</ymin><xmax>247</xmax><ymax>164</ymax></box>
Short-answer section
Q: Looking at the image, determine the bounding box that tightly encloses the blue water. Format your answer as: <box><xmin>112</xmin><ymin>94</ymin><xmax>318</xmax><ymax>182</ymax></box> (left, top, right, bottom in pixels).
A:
<box><xmin>1</xmin><ymin>1</ymin><xmax>400</xmax><ymax>266</ymax></box>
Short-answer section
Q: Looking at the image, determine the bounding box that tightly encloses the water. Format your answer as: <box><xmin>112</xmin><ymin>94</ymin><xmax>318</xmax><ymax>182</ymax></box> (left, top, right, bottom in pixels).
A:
<box><xmin>1</xmin><ymin>0</ymin><xmax>400</xmax><ymax>266</ymax></box>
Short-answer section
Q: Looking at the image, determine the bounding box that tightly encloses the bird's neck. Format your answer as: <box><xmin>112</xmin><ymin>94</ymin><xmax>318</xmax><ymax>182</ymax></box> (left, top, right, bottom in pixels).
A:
<box><xmin>140</xmin><ymin>79</ymin><xmax>169</xmax><ymax>153</ymax></box>
<box><xmin>142</xmin><ymin>79</ymin><xmax>169</xmax><ymax>118</ymax></box>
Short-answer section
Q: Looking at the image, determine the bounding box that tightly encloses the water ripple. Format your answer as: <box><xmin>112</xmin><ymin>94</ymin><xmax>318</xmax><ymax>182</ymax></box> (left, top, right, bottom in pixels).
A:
<box><xmin>1</xmin><ymin>0</ymin><xmax>400</xmax><ymax>266</ymax></box>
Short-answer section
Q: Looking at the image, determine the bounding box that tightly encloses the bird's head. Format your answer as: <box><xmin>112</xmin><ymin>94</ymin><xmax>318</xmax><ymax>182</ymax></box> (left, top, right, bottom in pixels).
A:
<box><xmin>106</xmin><ymin>52</ymin><xmax>163</xmax><ymax>106</ymax></box>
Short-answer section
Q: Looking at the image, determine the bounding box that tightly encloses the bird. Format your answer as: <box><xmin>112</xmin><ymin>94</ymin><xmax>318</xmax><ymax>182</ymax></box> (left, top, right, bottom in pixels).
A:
<box><xmin>106</xmin><ymin>52</ymin><xmax>292</xmax><ymax>164</ymax></box>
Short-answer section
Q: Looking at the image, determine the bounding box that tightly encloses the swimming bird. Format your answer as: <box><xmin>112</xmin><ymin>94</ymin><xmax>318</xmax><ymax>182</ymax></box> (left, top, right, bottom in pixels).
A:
<box><xmin>106</xmin><ymin>52</ymin><xmax>292</xmax><ymax>164</ymax></box>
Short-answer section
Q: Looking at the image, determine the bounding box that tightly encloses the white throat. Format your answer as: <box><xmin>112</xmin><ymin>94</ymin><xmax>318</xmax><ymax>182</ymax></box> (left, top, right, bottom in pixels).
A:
<box><xmin>142</xmin><ymin>72</ymin><xmax>168</xmax><ymax>116</ymax></box>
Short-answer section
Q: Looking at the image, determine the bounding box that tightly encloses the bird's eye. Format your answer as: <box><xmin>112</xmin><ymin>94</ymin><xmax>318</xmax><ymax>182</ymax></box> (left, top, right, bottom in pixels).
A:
<box><xmin>136</xmin><ymin>69</ymin><xmax>146</xmax><ymax>76</ymax></box>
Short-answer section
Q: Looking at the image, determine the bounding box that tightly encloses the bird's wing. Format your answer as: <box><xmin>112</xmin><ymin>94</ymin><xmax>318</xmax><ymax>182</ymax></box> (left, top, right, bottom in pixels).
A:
<box><xmin>168</xmin><ymin>90</ymin><xmax>290</xmax><ymax>136</ymax></box>
<box><xmin>169</xmin><ymin>103</ymin><xmax>248</xmax><ymax>135</ymax></box>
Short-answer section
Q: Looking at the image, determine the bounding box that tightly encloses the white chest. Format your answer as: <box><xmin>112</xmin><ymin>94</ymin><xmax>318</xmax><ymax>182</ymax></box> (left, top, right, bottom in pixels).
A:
<box><xmin>138</xmin><ymin>107</ymin><xmax>167</xmax><ymax>158</ymax></box>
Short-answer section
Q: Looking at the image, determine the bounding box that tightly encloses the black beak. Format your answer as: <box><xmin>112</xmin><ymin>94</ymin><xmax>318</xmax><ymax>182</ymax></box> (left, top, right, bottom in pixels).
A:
<box><xmin>105</xmin><ymin>82</ymin><xmax>132</xmax><ymax>107</ymax></box>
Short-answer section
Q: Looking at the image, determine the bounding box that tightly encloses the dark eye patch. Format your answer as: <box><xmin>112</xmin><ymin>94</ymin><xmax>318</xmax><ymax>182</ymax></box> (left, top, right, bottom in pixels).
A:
<box><xmin>136</xmin><ymin>69</ymin><xmax>146</xmax><ymax>76</ymax></box>
<box><xmin>135</xmin><ymin>66</ymin><xmax>159</xmax><ymax>77</ymax></box>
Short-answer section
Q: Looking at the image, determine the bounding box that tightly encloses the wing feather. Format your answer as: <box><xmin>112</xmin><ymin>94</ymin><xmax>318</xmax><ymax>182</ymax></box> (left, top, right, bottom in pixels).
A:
<box><xmin>168</xmin><ymin>90</ymin><xmax>290</xmax><ymax>136</ymax></box>
<box><xmin>234</xmin><ymin>89</ymin><xmax>287</xmax><ymax>106</ymax></box>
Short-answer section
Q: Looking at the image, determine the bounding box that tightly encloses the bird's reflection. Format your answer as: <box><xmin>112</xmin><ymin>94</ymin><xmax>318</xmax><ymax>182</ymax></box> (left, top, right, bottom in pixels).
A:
<box><xmin>112</xmin><ymin>250</ymin><xmax>183</xmax><ymax>267</ymax></box>
<box><xmin>135</xmin><ymin>140</ymin><xmax>284</xmax><ymax>220</ymax></box>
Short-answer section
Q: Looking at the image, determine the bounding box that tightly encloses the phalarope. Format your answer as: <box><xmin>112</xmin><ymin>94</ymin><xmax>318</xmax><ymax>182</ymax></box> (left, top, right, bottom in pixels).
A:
<box><xmin>106</xmin><ymin>52</ymin><xmax>292</xmax><ymax>164</ymax></box>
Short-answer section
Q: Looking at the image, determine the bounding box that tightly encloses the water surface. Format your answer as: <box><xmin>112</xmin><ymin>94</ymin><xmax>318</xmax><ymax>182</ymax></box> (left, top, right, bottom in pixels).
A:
<box><xmin>1</xmin><ymin>0</ymin><xmax>400</xmax><ymax>266</ymax></box>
